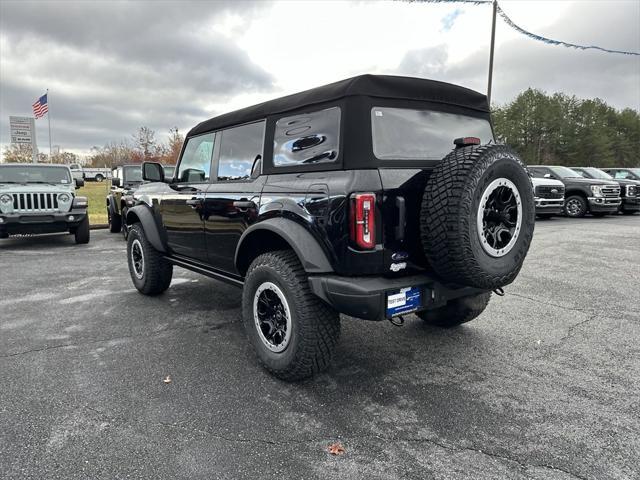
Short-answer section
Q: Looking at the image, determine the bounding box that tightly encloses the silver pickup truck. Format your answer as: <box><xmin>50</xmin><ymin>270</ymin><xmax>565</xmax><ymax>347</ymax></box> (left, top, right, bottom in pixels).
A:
<box><xmin>69</xmin><ymin>164</ymin><xmax>111</xmax><ymax>182</ymax></box>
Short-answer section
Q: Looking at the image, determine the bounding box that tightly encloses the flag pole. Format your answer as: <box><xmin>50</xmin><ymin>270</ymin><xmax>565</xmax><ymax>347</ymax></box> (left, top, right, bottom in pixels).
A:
<box><xmin>487</xmin><ymin>0</ymin><xmax>498</xmax><ymax>108</ymax></box>
<box><xmin>47</xmin><ymin>89</ymin><xmax>52</xmax><ymax>163</ymax></box>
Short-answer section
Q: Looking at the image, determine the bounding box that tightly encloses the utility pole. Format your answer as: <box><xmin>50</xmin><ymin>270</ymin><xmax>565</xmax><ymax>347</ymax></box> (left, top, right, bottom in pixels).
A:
<box><xmin>47</xmin><ymin>89</ymin><xmax>53</xmax><ymax>163</ymax></box>
<box><xmin>487</xmin><ymin>0</ymin><xmax>498</xmax><ymax>108</ymax></box>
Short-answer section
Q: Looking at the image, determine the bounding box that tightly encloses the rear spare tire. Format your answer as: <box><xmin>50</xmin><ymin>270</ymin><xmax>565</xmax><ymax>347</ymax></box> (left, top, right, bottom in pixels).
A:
<box><xmin>420</xmin><ymin>144</ymin><xmax>535</xmax><ymax>290</ymax></box>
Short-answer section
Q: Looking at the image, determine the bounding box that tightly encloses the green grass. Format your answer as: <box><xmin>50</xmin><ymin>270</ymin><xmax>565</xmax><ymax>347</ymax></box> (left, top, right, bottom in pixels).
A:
<box><xmin>76</xmin><ymin>181</ymin><xmax>110</xmax><ymax>225</ymax></box>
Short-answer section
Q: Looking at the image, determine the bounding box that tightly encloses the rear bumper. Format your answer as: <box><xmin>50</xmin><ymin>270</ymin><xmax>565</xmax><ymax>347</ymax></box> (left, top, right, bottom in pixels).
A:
<box><xmin>587</xmin><ymin>197</ymin><xmax>621</xmax><ymax>212</ymax></box>
<box><xmin>0</xmin><ymin>209</ymin><xmax>86</xmax><ymax>235</ymax></box>
<box><xmin>534</xmin><ymin>197</ymin><xmax>564</xmax><ymax>214</ymax></box>
<box><xmin>308</xmin><ymin>273</ymin><xmax>486</xmax><ymax>321</ymax></box>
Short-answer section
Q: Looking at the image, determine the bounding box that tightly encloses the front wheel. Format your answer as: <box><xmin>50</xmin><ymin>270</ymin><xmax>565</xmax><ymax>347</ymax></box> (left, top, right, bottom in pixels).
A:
<box><xmin>564</xmin><ymin>195</ymin><xmax>587</xmax><ymax>218</ymax></box>
<box><xmin>108</xmin><ymin>208</ymin><xmax>122</xmax><ymax>233</ymax></box>
<box><xmin>127</xmin><ymin>223</ymin><xmax>173</xmax><ymax>295</ymax></box>
<box><xmin>74</xmin><ymin>216</ymin><xmax>90</xmax><ymax>244</ymax></box>
<box><xmin>416</xmin><ymin>292</ymin><xmax>491</xmax><ymax>328</ymax></box>
<box><xmin>95</xmin><ymin>174</ymin><xmax>104</xmax><ymax>182</ymax></box>
<box><xmin>242</xmin><ymin>250</ymin><xmax>340</xmax><ymax>381</ymax></box>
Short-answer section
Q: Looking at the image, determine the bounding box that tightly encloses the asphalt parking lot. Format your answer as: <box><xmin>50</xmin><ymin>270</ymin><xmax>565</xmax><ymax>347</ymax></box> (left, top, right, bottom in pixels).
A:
<box><xmin>1</xmin><ymin>216</ymin><xmax>638</xmax><ymax>480</ymax></box>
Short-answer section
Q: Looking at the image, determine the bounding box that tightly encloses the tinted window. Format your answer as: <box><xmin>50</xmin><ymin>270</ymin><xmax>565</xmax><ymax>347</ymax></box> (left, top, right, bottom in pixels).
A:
<box><xmin>0</xmin><ymin>165</ymin><xmax>71</xmax><ymax>184</ymax></box>
<box><xmin>371</xmin><ymin>107</ymin><xmax>493</xmax><ymax>160</ymax></box>
<box><xmin>123</xmin><ymin>166</ymin><xmax>142</xmax><ymax>182</ymax></box>
<box><xmin>217</xmin><ymin>121</ymin><xmax>265</xmax><ymax>181</ymax></box>
<box><xmin>273</xmin><ymin>107</ymin><xmax>340</xmax><ymax>167</ymax></box>
<box><xmin>614</xmin><ymin>170</ymin><xmax>632</xmax><ymax>179</ymax></box>
<box><xmin>177</xmin><ymin>132</ymin><xmax>215</xmax><ymax>183</ymax></box>
<box><xmin>528</xmin><ymin>168</ymin><xmax>549</xmax><ymax>178</ymax></box>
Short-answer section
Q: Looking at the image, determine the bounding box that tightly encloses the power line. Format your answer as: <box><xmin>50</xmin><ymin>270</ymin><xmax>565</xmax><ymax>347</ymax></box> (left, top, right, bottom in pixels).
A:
<box><xmin>402</xmin><ymin>0</ymin><xmax>640</xmax><ymax>56</ymax></box>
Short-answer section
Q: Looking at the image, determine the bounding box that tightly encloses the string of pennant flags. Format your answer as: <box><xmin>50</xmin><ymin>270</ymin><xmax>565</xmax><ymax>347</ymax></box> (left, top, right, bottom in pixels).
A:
<box><xmin>405</xmin><ymin>0</ymin><xmax>640</xmax><ymax>56</ymax></box>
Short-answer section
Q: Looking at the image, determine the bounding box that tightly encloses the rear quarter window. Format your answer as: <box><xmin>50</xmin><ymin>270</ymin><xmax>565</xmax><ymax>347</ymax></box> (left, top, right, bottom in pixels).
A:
<box><xmin>273</xmin><ymin>107</ymin><xmax>340</xmax><ymax>167</ymax></box>
<box><xmin>371</xmin><ymin>107</ymin><xmax>493</xmax><ymax>160</ymax></box>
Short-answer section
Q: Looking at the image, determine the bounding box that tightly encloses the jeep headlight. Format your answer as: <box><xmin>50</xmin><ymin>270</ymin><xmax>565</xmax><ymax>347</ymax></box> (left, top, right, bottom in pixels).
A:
<box><xmin>57</xmin><ymin>193</ymin><xmax>72</xmax><ymax>211</ymax></box>
<box><xmin>0</xmin><ymin>193</ymin><xmax>13</xmax><ymax>214</ymax></box>
<box><xmin>627</xmin><ymin>185</ymin><xmax>637</xmax><ymax>197</ymax></box>
<box><xmin>590</xmin><ymin>185</ymin><xmax>604</xmax><ymax>197</ymax></box>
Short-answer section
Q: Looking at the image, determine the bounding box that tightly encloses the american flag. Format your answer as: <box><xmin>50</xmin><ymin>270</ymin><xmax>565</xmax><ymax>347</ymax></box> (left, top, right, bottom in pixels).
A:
<box><xmin>32</xmin><ymin>93</ymin><xmax>48</xmax><ymax>119</ymax></box>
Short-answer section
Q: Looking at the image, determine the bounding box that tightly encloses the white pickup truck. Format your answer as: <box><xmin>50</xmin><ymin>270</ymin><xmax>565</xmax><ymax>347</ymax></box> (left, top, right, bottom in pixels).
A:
<box><xmin>68</xmin><ymin>164</ymin><xmax>111</xmax><ymax>182</ymax></box>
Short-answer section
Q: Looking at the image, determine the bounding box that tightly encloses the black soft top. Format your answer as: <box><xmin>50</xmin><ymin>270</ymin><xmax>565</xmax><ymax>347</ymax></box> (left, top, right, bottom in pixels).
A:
<box><xmin>188</xmin><ymin>74</ymin><xmax>489</xmax><ymax>137</ymax></box>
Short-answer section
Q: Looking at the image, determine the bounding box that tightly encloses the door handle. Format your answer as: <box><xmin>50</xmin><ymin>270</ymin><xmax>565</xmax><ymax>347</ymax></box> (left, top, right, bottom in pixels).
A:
<box><xmin>186</xmin><ymin>198</ymin><xmax>203</xmax><ymax>208</ymax></box>
<box><xmin>233</xmin><ymin>200</ymin><xmax>255</xmax><ymax>209</ymax></box>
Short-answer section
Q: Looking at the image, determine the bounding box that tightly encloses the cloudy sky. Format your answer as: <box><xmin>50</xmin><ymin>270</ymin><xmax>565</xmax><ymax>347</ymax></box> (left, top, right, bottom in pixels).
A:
<box><xmin>1</xmin><ymin>0</ymin><xmax>638</xmax><ymax>159</ymax></box>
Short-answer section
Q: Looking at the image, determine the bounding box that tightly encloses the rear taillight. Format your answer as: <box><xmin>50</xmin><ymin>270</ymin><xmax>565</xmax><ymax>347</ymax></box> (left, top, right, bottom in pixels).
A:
<box><xmin>350</xmin><ymin>193</ymin><xmax>376</xmax><ymax>249</ymax></box>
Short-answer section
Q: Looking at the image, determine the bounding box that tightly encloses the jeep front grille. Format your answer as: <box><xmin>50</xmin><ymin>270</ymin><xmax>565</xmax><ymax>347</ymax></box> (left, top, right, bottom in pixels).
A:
<box><xmin>536</xmin><ymin>185</ymin><xmax>565</xmax><ymax>199</ymax></box>
<box><xmin>601</xmin><ymin>185</ymin><xmax>620</xmax><ymax>198</ymax></box>
<box><xmin>12</xmin><ymin>193</ymin><xmax>59</xmax><ymax>212</ymax></box>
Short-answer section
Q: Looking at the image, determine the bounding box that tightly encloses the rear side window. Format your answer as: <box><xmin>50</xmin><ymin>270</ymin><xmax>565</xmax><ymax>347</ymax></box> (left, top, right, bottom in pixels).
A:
<box><xmin>273</xmin><ymin>107</ymin><xmax>340</xmax><ymax>167</ymax></box>
<box><xmin>177</xmin><ymin>132</ymin><xmax>215</xmax><ymax>183</ymax></box>
<box><xmin>217</xmin><ymin>121</ymin><xmax>265</xmax><ymax>181</ymax></box>
<box><xmin>371</xmin><ymin>107</ymin><xmax>493</xmax><ymax>160</ymax></box>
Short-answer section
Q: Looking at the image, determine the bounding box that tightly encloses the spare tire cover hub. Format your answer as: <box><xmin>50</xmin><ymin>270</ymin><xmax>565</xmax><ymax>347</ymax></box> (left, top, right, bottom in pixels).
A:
<box><xmin>477</xmin><ymin>178</ymin><xmax>522</xmax><ymax>258</ymax></box>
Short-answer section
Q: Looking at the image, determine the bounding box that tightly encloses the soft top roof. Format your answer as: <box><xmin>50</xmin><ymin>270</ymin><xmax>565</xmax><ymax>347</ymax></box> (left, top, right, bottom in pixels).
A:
<box><xmin>189</xmin><ymin>74</ymin><xmax>489</xmax><ymax>137</ymax></box>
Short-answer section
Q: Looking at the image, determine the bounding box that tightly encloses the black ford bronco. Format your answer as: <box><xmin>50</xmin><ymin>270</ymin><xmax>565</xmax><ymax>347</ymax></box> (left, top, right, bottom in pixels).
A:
<box><xmin>125</xmin><ymin>75</ymin><xmax>535</xmax><ymax>380</ymax></box>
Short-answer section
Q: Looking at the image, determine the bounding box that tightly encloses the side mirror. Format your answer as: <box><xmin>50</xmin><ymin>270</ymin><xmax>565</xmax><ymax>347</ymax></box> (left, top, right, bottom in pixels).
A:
<box><xmin>75</xmin><ymin>178</ymin><xmax>84</xmax><ymax>189</ymax></box>
<box><xmin>142</xmin><ymin>161</ymin><xmax>165</xmax><ymax>182</ymax></box>
<box><xmin>111</xmin><ymin>177</ymin><xmax>121</xmax><ymax>187</ymax></box>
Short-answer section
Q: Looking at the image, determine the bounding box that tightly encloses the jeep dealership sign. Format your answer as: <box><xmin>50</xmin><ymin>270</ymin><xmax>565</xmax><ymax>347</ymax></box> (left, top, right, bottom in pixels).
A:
<box><xmin>10</xmin><ymin>116</ymin><xmax>37</xmax><ymax>145</ymax></box>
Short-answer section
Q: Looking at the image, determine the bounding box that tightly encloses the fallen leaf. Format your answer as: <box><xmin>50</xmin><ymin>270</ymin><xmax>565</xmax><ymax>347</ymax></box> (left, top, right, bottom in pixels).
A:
<box><xmin>163</xmin><ymin>375</ymin><xmax>172</xmax><ymax>384</ymax></box>
<box><xmin>328</xmin><ymin>442</ymin><xmax>345</xmax><ymax>456</ymax></box>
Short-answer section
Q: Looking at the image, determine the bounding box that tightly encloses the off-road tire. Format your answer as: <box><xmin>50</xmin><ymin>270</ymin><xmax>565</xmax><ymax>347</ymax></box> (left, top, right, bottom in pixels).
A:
<box><xmin>121</xmin><ymin>207</ymin><xmax>129</xmax><ymax>240</ymax></box>
<box><xmin>127</xmin><ymin>223</ymin><xmax>172</xmax><ymax>295</ymax></box>
<box><xmin>416</xmin><ymin>292</ymin><xmax>491</xmax><ymax>328</ymax></box>
<box><xmin>108</xmin><ymin>208</ymin><xmax>122</xmax><ymax>233</ymax></box>
<box><xmin>242</xmin><ymin>250</ymin><xmax>340</xmax><ymax>381</ymax></box>
<box><xmin>420</xmin><ymin>144</ymin><xmax>535</xmax><ymax>290</ymax></box>
<box><xmin>74</xmin><ymin>216</ymin><xmax>90</xmax><ymax>244</ymax></box>
<box><xmin>564</xmin><ymin>195</ymin><xmax>587</xmax><ymax>218</ymax></box>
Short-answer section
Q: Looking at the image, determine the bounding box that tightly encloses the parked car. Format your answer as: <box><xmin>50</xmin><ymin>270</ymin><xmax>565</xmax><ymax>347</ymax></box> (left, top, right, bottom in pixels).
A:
<box><xmin>601</xmin><ymin>167</ymin><xmax>640</xmax><ymax>181</ymax></box>
<box><xmin>107</xmin><ymin>164</ymin><xmax>175</xmax><ymax>238</ymax></box>
<box><xmin>0</xmin><ymin>163</ymin><xmax>89</xmax><ymax>243</ymax></box>
<box><xmin>572</xmin><ymin>167</ymin><xmax>640</xmax><ymax>215</ymax></box>
<box><xmin>68</xmin><ymin>164</ymin><xmax>112</xmax><ymax>182</ymax></box>
<box><xmin>124</xmin><ymin>74</ymin><xmax>536</xmax><ymax>380</ymax></box>
<box><xmin>530</xmin><ymin>176</ymin><xmax>565</xmax><ymax>218</ymax></box>
<box><xmin>528</xmin><ymin>165</ymin><xmax>621</xmax><ymax>217</ymax></box>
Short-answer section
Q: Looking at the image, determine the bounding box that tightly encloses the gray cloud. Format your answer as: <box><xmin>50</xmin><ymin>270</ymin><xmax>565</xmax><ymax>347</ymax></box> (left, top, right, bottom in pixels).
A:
<box><xmin>396</xmin><ymin>0</ymin><xmax>640</xmax><ymax>110</ymax></box>
<box><xmin>0</xmin><ymin>0</ymin><xmax>275</xmax><ymax>152</ymax></box>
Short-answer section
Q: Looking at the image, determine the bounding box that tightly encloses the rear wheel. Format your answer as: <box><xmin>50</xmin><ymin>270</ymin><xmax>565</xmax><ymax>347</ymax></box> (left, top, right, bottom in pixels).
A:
<box><xmin>416</xmin><ymin>292</ymin><xmax>491</xmax><ymax>328</ymax></box>
<box><xmin>564</xmin><ymin>195</ymin><xmax>587</xmax><ymax>218</ymax></box>
<box><xmin>127</xmin><ymin>223</ymin><xmax>172</xmax><ymax>295</ymax></box>
<box><xmin>108</xmin><ymin>208</ymin><xmax>122</xmax><ymax>233</ymax></box>
<box><xmin>74</xmin><ymin>216</ymin><xmax>90</xmax><ymax>244</ymax></box>
<box><xmin>242</xmin><ymin>250</ymin><xmax>340</xmax><ymax>381</ymax></box>
<box><xmin>420</xmin><ymin>144</ymin><xmax>535</xmax><ymax>290</ymax></box>
<box><xmin>95</xmin><ymin>174</ymin><xmax>104</xmax><ymax>182</ymax></box>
